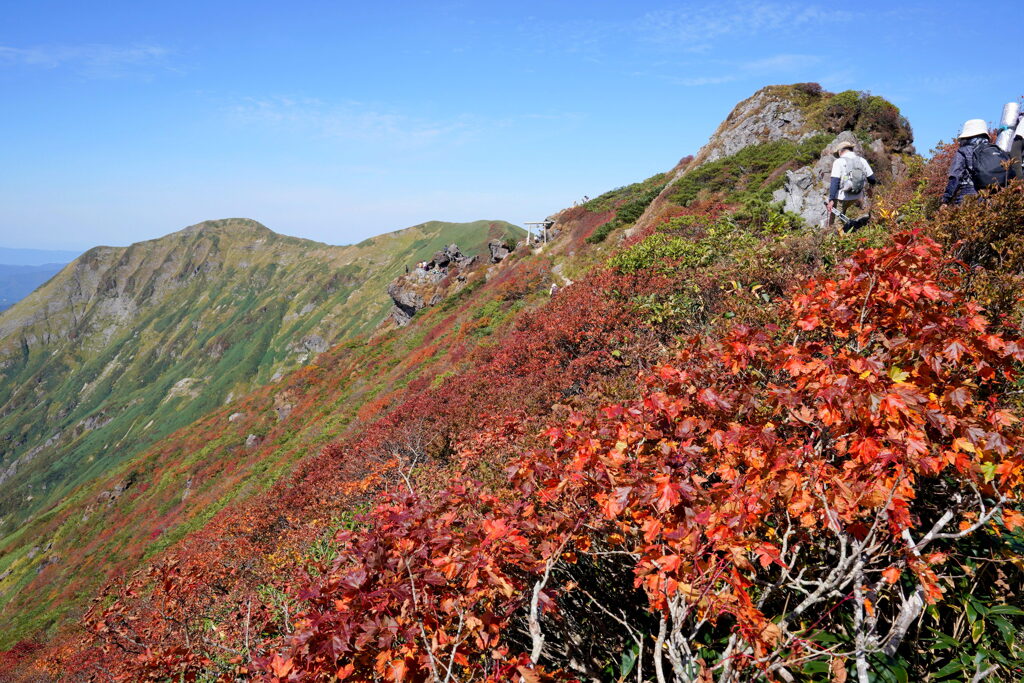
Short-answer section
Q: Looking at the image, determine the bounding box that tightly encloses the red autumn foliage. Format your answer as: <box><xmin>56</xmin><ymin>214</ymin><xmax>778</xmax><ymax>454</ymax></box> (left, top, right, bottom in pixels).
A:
<box><xmin>239</xmin><ymin>233</ymin><xmax>1024</xmax><ymax>681</ymax></box>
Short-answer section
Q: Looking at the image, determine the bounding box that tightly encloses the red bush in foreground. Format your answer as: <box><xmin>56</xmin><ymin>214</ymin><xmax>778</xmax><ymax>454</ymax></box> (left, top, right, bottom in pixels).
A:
<box><xmin>253</xmin><ymin>233</ymin><xmax>1024</xmax><ymax>681</ymax></box>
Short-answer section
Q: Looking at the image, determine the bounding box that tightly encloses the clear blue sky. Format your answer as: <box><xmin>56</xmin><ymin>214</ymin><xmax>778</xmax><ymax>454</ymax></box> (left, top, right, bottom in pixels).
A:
<box><xmin>1</xmin><ymin>1</ymin><xmax>1021</xmax><ymax>250</ymax></box>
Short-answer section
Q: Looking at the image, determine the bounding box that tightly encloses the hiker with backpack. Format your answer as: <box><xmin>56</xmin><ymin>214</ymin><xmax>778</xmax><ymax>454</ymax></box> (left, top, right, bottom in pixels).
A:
<box><xmin>827</xmin><ymin>140</ymin><xmax>876</xmax><ymax>231</ymax></box>
<box><xmin>941</xmin><ymin>119</ymin><xmax>1013</xmax><ymax>205</ymax></box>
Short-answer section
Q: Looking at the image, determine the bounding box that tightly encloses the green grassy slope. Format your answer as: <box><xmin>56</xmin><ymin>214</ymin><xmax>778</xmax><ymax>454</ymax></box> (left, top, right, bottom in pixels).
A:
<box><xmin>0</xmin><ymin>218</ymin><xmax>522</xmax><ymax>537</ymax></box>
<box><xmin>0</xmin><ymin>220</ymin><xmax>538</xmax><ymax>647</ymax></box>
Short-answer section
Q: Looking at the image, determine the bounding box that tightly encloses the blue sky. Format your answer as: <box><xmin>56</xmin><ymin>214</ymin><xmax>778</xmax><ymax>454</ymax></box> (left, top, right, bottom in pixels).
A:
<box><xmin>1</xmin><ymin>1</ymin><xmax>1021</xmax><ymax>251</ymax></box>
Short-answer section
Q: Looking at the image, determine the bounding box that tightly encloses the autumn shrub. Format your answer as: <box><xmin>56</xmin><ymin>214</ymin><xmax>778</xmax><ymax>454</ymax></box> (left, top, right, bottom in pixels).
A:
<box><xmin>245</xmin><ymin>232</ymin><xmax>1024</xmax><ymax>682</ymax></box>
<box><xmin>792</xmin><ymin>81</ymin><xmax>823</xmax><ymax>98</ymax></box>
<box><xmin>585</xmin><ymin>174</ymin><xmax>669</xmax><ymax>244</ymax></box>
<box><xmin>928</xmin><ymin>181</ymin><xmax>1024</xmax><ymax>326</ymax></box>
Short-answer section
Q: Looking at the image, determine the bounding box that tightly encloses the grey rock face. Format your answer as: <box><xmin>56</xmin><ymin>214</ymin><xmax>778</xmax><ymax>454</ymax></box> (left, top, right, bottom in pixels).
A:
<box><xmin>299</xmin><ymin>334</ymin><xmax>327</xmax><ymax>354</ymax></box>
<box><xmin>772</xmin><ymin>131</ymin><xmax>865</xmax><ymax>228</ymax></box>
<box><xmin>432</xmin><ymin>250</ymin><xmax>451</xmax><ymax>268</ymax></box>
<box><xmin>273</xmin><ymin>394</ymin><xmax>294</xmax><ymax>422</ymax></box>
<box><xmin>488</xmin><ymin>239</ymin><xmax>511</xmax><ymax>263</ymax></box>
<box><xmin>701</xmin><ymin>90</ymin><xmax>806</xmax><ymax>164</ymax></box>
<box><xmin>0</xmin><ymin>432</ymin><xmax>60</xmax><ymax>487</ymax></box>
<box><xmin>387</xmin><ymin>280</ymin><xmax>427</xmax><ymax>326</ymax></box>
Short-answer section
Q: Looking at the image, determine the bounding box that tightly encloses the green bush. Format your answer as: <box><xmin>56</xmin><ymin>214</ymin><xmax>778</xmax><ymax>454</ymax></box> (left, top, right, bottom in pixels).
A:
<box><xmin>585</xmin><ymin>174</ymin><xmax>669</xmax><ymax>244</ymax></box>
<box><xmin>810</xmin><ymin>90</ymin><xmax>913</xmax><ymax>150</ymax></box>
<box><xmin>669</xmin><ymin>134</ymin><xmax>832</xmax><ymax>207</ymax></box>
<box><xmin>610</xmin><ymin>218</ymin><xmax>759</xmax><ymax>274</ymax></box>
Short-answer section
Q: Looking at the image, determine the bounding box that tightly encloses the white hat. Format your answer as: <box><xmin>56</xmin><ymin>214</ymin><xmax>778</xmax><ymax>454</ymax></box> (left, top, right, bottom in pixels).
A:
<box><xmin>959</xmin><ymin>119</ymin><xmax>989</xmax><ymax>139</ymax></box>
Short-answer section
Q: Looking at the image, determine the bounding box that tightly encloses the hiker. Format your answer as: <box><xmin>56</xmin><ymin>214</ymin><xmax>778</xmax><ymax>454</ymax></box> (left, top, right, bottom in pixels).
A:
<box><xmin>827</xmin><ymin>140</ymin><xmax>876</xmax><ymax>230</ymax></box>
<box><xmin>941</xmin><ymin>118</ymin><xmax>1012</xmax><ymax>204</ymax></box>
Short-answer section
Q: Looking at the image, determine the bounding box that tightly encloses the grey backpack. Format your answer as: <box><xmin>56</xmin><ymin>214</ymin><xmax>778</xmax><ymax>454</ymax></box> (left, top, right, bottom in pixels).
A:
<box><xmin>842</xmin><ymin>156</ymin><xmax>867</xmax><ymax>194</ymax></box>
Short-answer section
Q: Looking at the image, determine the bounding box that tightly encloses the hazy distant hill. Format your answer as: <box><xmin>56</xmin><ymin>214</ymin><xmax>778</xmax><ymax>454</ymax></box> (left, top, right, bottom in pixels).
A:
<box><xmin>0</xmin><ymin>217</ymin><xmax>522</xmax><ymax>536</ymax></box>
<box><xmin>0</xmin><ymin>247</ymin><xmax>81</xmax><ymax>266</ymax></box>
<box><xmin>0</xmin><ymin>263</ymin><xmax>66</xmax><ymax>311</ymax></box>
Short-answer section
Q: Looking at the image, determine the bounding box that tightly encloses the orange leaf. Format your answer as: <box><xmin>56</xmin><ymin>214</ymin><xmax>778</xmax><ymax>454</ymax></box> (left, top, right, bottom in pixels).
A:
<box><xmin>270</xmin><ymin>654</ymin><xmax>293</xmax><ymax>678</ymax></box>
<box><xmin>830</xmin><ymin>656</ymin><xmax>849</xmax><ymax>683</ymax></box>
<box><xmin>517</xmin><ymin>666</ymin><xmax>542</xmax><ymax>683</ymax></box>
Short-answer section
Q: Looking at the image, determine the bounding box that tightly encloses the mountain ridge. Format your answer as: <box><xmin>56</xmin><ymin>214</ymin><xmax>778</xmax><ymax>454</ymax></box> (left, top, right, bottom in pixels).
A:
<box><xmin>0</xmin><ymin>217</ymin><xmax>523</xmax><ymax>540</ymax></box>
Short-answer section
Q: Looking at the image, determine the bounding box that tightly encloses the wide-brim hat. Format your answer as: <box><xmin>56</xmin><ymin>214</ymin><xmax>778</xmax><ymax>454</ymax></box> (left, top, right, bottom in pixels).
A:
<box><xmin>835</xmin><ymin>140</ymin><xmax>856</xmax><ymax>152</ymax></box>
<box><xmin>959</xmin><ymin>119</ymin><xmax>989</xmax><ymax>139</ymax></box>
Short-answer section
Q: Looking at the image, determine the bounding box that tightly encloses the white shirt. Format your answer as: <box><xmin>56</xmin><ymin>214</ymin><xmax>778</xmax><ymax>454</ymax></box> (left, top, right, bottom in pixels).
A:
<box><xmin>830</xmin><ymin>151</ymin><xmax>873</xmax><ymax>201</ymax></box>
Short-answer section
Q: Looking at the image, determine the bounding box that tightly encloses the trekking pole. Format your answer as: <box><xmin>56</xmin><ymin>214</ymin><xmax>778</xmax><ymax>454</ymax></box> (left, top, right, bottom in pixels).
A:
<box><xmin>830</xmin><ymin>206</ymin><xmax>853</xmax><ymax>228</ymax></box>
<box><xmin>830</xmin><ymin>207</ymin><xmax>870</xmax><ymax>233</ymax></box>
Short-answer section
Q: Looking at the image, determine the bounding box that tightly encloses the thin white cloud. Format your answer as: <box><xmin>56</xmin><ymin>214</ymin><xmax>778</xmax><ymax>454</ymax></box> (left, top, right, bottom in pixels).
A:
<box><xmin>0</xmin><ymin>43</ymin><xmax>172</xmax><ymax>78</ymax></box>
<box><xmin>635</xmin><ymin>3</ymin><xmax>852</xmax><ymax>50</ymax></box>
<box><xmin>229</xmin><ymin>97</ymin><xmax>480</xmax><ymax>149</ymax></box>
<box><xmin>742</xmin><ymin>54</ymin><xmax>821</xmax><ymax>73</ymax></box>
<box><xmin>230</xmin><ymin>97</ymin><xmax>585</xmax><ymax>149</ymax></box>
<box><xmin>671</xmin><ymin>75</ymin><xmax>738</xmax><ymax>87</ymax></box>
<box><xmin>662</xmin><ymin>54</ymin><xmax>822</xmax><ymax>88</ymax></box>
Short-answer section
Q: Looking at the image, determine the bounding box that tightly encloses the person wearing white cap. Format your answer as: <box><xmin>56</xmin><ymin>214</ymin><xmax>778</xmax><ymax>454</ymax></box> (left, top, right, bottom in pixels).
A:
<box><xmin>941</xmin><ymin>119</ymin><xmax>992</xmax><ymax>204</ymax></box>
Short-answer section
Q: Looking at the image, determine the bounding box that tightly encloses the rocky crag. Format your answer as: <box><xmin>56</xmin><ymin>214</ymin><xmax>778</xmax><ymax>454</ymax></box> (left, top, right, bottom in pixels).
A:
<box><xmin>388</xmin><ymin>244</ymin><xmax>479</xmax><ymax>326</ymax></box>
<box><xmin>620</xmin><ymin>83</ymin><xmax>917</xmax><ymax>236</ymax></box>
<box><xmin>386</xmin><ymin>238</ymin><xmax>518</xmax><ymax>326</ymax></box>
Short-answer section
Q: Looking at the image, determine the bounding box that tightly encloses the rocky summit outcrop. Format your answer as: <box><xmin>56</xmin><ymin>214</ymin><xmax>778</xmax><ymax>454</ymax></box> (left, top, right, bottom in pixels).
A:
<box><xmin>697</xmin><ymin>87</ymin><xmax>809</xmax><ymax>165</ymax></box>
<box><xmin>488</xmin><ymin>239</ymin><xmax>512</xmax><ymax>263</ymax></box>
<box><xmin>387</xmin><ymin>243</ymin><xmax>483</xmax><ymax>326</ymax></box>
<box><xmin>627</xmin><ymin>83</ymin><xmax>917</xmax><ymax>235</ymax></box>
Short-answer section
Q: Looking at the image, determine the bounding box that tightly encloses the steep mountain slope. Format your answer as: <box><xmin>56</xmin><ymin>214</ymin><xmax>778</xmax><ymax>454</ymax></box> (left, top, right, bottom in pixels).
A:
<box><xmin>0</xmin><ymin>218</ymin><xmax>521</xmax><ymax>539</ymax></box>
<box><xmin>0</xmin><ymin>221</ymin><xmax>547</xmax><ymax>647</ymax></box>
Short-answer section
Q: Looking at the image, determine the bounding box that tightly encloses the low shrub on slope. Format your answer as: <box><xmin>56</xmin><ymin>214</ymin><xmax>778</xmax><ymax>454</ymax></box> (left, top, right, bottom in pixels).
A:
<box><xmin>251</xmin><ymin>220</ymin><xmax>1024</xmax><ymax>680</ymax></box>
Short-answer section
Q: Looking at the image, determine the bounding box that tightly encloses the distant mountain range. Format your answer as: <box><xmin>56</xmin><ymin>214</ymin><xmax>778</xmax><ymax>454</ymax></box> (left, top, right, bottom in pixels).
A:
<box><xmin>0</xmin><ymin>264</ymin><xmax>67</xmax><ymax>312</ymax></box>
<box><xmin>0</xmin><ymin>247</ymin><xmax>82</xmax><ymax>267</ymax></box>
<box><xmin>0</xmin><ymin>248</ymin><xmax>81</xmax><ymax>312</ymax></box>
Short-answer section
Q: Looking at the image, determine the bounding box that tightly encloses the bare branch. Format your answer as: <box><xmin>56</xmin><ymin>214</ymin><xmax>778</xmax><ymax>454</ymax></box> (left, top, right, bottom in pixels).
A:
<box><xmin>971</xmin><ymin>664</ymin><xmax>998</xmax><ymax>682</ymax></box>
<box><xmin>529</xmin><ymin>537</ymin><xmax>569</xmax><ymax>665</ymax></box>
